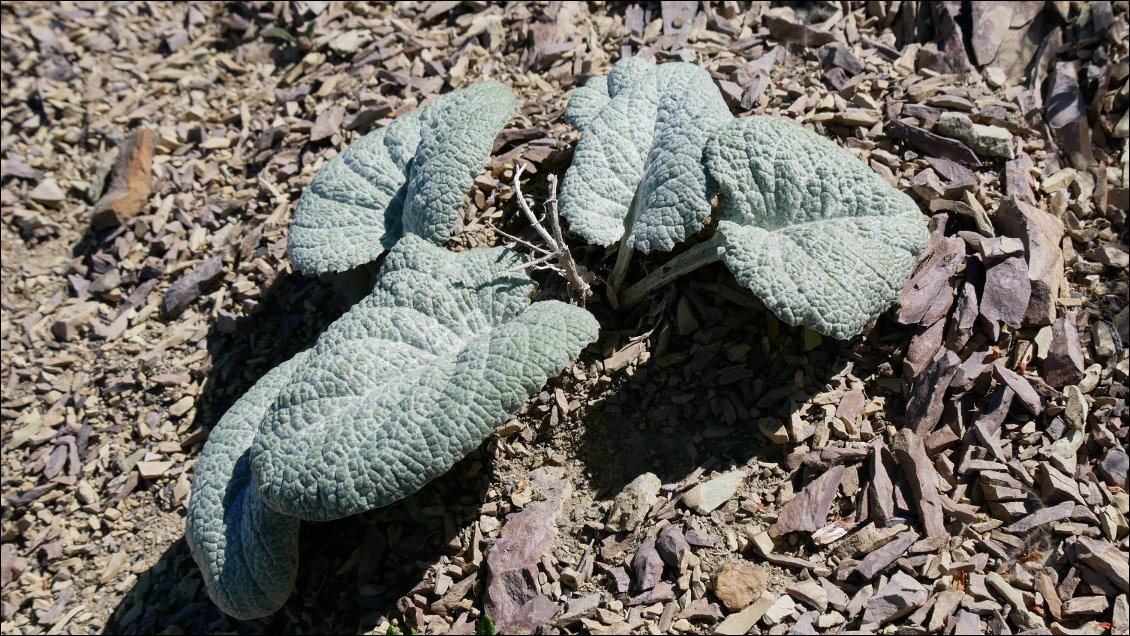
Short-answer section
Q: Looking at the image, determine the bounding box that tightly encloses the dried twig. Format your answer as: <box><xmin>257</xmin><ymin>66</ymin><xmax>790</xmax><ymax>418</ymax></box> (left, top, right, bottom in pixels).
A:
<box><xmin>508</xmin><ymin>164</ymin><xmax>592</xmax><ymax>302</ymax></box>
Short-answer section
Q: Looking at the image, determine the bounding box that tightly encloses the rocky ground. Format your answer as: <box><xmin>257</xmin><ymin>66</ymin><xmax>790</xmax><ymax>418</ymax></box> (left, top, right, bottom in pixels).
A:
<box><xmin>1</xmin><ymin>2</ymin><xmax>1128</xmax><ymax>635</ymax></box>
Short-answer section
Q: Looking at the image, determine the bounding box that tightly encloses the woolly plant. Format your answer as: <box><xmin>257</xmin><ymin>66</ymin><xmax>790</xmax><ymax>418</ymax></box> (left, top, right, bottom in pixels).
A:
<box><xmin>187</xmin><ymin>57</ymin><xmax>929</xmax><ymax>621</ymax></box>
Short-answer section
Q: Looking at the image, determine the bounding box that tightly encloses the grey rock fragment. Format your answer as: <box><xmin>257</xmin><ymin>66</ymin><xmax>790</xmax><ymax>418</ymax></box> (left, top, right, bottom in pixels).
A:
<box><xmin>853</xmin><ymin>530</ymin><xmax>920</xmax><ymax>580</ymax></box>
<box><xmin>994</xmin><ymin>196</ymin><xmax>1065</xmax><ymax>327</ymax></box>
<box><xmin>891</xmin><ymin>429</ymin><xmax>946</xmax><ymax>540</ymax></box>
<box><xmin>606</xmin><ymin>472</ymin><xmax>661</xmax><ymax>532</ymax></box>
<box><xmin>861</xmin><ymin>572</ymin><xmax>927</xmax><ymax>626</ymax></box>
<box><xmin>1006</xmin><ymin>500</ymin><xmax>1075</xmax><ymax>534</ymax></box>
<box><xmin>161</xmin><ymin>256</ymin><xmax>224</xmax><ymax>319</ymax></box>
<box><xmin>936</xmin><ymin>111</ymin><xmax>1014</xmax><ymax>159</ymax></box>
<box><xmin>907</xmin><ymin>348</ymin><xmax>961</xmax><ymax>435</ymax></box>
<box><xmin>1044</xmin><ymin>313</ymin><xmax>1086</xmax><ymax>386</ymax></box>
<box><xmin>1075</xmin><ymin>537</ymin><xmax>1130</xmax><ymax>590</ymax></box>
<box><xmin>683</xmin><ymin>470</ymin><xmax>744</xmax><ymax>515</ymax></box>
<box><xmin>1098</xmin><ymin>448</ymin><xmax>1129</xmax><ymax>489</ymax></box>
<box><xmin>986</xmin><ymin>571</ymin><xmax>1045</xmax><ymax>631</ymax></box>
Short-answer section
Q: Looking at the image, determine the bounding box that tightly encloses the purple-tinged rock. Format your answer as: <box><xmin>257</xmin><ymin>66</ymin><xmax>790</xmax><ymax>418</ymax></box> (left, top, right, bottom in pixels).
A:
<box><xmin>1044</xmin><ymin>313</ymin><xmax>1085</xmax><ymax>387</ymax></box>
<box><xmin>631</xmin><ymin>538</ymin><xmax>664</xmax><ymax>593</ymax></box>
<box><xmin>994</xmin><ymin>196</ymin><xmax>1065</xmax><ymax>327</ymax></box>
<box><xmin>655</xmin><ymin>525</ymin><xmax>689</xmax><ymax>570</ymax></box>
<box><xmin>992</xmin><ymin>364</ymin><xmax>1043</xmax><ymax>415</ymax></box>
<box><xmin>907</xmin><ymin>348</ymin><xmax>961</xmax><ymax>435</ymax></box>
<box><xmin>161</xmin><ymin>256</ymin><xmax>224</xmax><ymax>319</ymax></box>
<box><xmin>861</xmin><ymin>572</ymin><xmax>928</xmax><ymax>626</ymax></box>
<box><xmin>891</xmin><ymin>430</ymin><xmax>946</xmax><ymax>541</ymax></box>
<box><xmin>854</xmin><ymin>530</ymin><xmax>920</xmax><ymax>580</ymax></box>
<box><xmin>978</xmin><ymin>236</ymin><xmax>1030</xmax><ymax>336</ymax></box>
<box><xmin>770</xmin><ymin>465</ymin><xmax>845</xmax><ymax>538</ymax></box>
<box><xmin>484</xmin><ymin>468</ymin><xmax>570</xmax><ymax>634</ymax></box>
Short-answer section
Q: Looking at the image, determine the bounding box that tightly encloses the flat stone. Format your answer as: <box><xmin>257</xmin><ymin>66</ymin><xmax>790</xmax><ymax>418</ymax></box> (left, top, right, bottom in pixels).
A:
<box><xmin>713</xmin><ymin>592</ymin><xmax>774</xmax><ymax>635</ymax></box>
<box><xmin>785</xmin><ymin>579</ymin><xmax>828</xmax><ymax>612</ymax></box>
<box><xmin>136</xmin><ymin>460</ymin><xmax>173</xmax><ymax>479</ymax></box>
<box><xmin>992</xmin><ymin>364</ymin><xmax>1044</xmax><ymax>416</ymax></box>
<box><xmin>788</xmin><ymin>610</ymin><xmax>818</xmax><ymax>634</ymax></box>
<box><xmin>29</xmin><ymin>179</ymin><xmax>65</xmax><ymax>206</ymax></box>
<box><xmin>309</xmin><ymin>106</ymin><xmax>344</xmax><ymax>142</ymax></box>
<box><xmin>954</xmin><ymin>609</ymin><xmax>983</xmax><ymax>634</ymax></box>
<box><xmin>1098</xmin><ymin>447</ymin><xmax>1129</xmax><ymax>489</ymax></box>
<box><xmin>853</xmin><ymin>529</ymin><xmax>920</xmax><ymax>580</ymax></box>
<box><xmin>906</xmin><ymin>348</ymin><xmax>961</xmax><ymax>435</ymax></box>
<box><xmin>891</xmin><ymin>429</ymin><xmax>946</xmax><ymax>540</ymax></box>
<box><xmin>683</xmin><ymin>470</ymin><xmax>744</xmax><ymax>515</ymax></box>
<box><xmin>769</xmin><ymin>465</ymin><xmax>845</xmax><ymax>538</ymax></box>
<box><xmin>655</xmin><ymin>524</ymin><xmax>690</xmax><ymax>569</ymax></box>
<box><xmin>861</xmin><ymin>572</ymin><xmax>927</xmax><ymax>626</ymax></box>
<box><xmin>994</xmin><ymin>196</ymin><xmax>1065</xmax><ymax>327</ymax></box>
<box><xmin>748</xmin><ymin>529</ymin><xmax>775</xmax><ymax>556</ymax></box>
<box><xmin>484</xmin><ymin>468</ymin><xmax>571</xmax><ymax>634</ymax></box>
<box><xmin>1111</xmin><ymin>595</ymin><xmax>1128</xmax><ymax>635</ymax></box>
<box><xmin>761</xmin><ymin>594</ymin><xmax>797</xmax><ymax>626</ymax></box>
<box><xmin>979</xmin><ymin>236</ymin><xmax>1031</xmax><ymax>334</ymax></box>
<box><xmin>713</xmin><ymin>561</ymin><xmax>769</xmax><ymax>611</ymax></box>
<box><xmin>888</xmin><ymin>117</ymin><xmax>981</xmax><ymax>166</ymax></box>
<box><xmin>631</xmin><ymin>538</ymin><xmax>664</xmax><ymax>592</ymax></box>
<box><xmin>937</xmin><ymin>111</ymin><xmax>1015</xmax><ymax>159</ymax></box>
<box><xmin>606</xmin><ymin>472</ymin><xmax>661</xmax><ymax>532</ymax></box>
<box><xmin>92</xmin><ymin>128</ymin><xmax>156</xmax><ymax>229</ymax></box>
<box><xmin>1063</xmin><ymin>596</ymin><xmax>1109</xmax><ymax>616</ymax></box>
<box><xmin>1044</xmin><ymin>313</ymin><xmax>1086</xmax><ymax>386</ymax></box>
<box><xmin>1006</xmin><ymin>500</ymin><xmax>1075</xmax><ymax>533</ymax></box>
<box><xmin>897</xmin><ymin>228</ymin><xmax>965</xmax><ymax>326</ymax></box>
<box><xmin>1075</xmin><ymin>537</ymin><xmax>1129</xmax><ymax>590</ymax></box>
<box><xmin>986</xmin><ymin>572</ymin><xmax>1045</xmax><ymax>631</ymax></box>
<box><xmin>161</xmin><ymin>256</ymin><xmax>225</xmax><ymax>319</ymax></box>
<box><xmin>928</xmin><ymin>590</ymin><xmax>966</xmax><ymax>632</ymax></box>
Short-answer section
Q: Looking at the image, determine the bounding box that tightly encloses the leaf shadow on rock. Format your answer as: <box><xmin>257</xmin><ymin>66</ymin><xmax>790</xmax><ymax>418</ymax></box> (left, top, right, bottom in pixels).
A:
<box><xmin>102</xmin><ymin>269</ymin><xmax>491</xmax><ymax>633</ymax></box>
<box><xmin>571</xmin><ymin>261</ymin><xmax>849</xmax><ymax>496</ymax></box>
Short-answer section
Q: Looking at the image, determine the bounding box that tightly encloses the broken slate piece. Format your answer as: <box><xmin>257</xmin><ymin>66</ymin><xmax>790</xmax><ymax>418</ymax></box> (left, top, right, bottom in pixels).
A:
<box><xmin>631</xmin><ymin>538</ymin><xmax>664</xmax><ymax>592</ymax></box>
<box><xmin>888</xmin><ymin>118</ymin><xmax>981</xmax><ymax>166</ymax></box>
<box><xmin>1005</xmin><ymin>500</ymin><xmax>1075</xmax><ymax>533</ymax></box>
<box><xmin>936</xmin><ymin>111</ymin><xmax>1014</xmax><ymax>160</ymax></box>
<box><xmin>992</xmin><ymin>364</ymin><xmax>1044</xmax><ymax>415</ymax></box>
<box><xmin>978</xmin><ymin>236</ymin><xmax>1031</xmax><ymax>334</ymax></box>
<box><xmin>891</xmin><ymin>430</ymin><xmax>946</xmax><ymax>540</ymax></box>
<box><xmin>656</xmin><ymin>524</ymin><xmax>690</xmax><ymax>569</ymax></box>
<box><xmin>861</xmin><ymin>572</ymin><xmax>927</xmax><ymax>626</ymax></box>
<box><xmin>1043</xmin><ymin>313</ymin><xmax>1085</xmax><ymax>387</ymax></box>
<box><xmin>853</xmin><ymin>530</ymin><xmax>919</xmax><ymax>580</ymax></box>
<box><xmin>1075</xmin><ymin>537</ymin><xmax>1130</xmax><ymax>591</ymax></box>
<box><xmin>682</xmin><ymin>470</ymin><xmax>743</xmax><ymax>515</ymax></box>
<box><xmin>484</xmin><ymin>468</ymin><xmax>570</xmax><ymax>634</ymax></box>
<box><xmin>309</xmin><ymin>106</ymin><xmax>345</xmax><ymax>143</ymax></box>
<box><xmin>770</xmin><ymin>465</ymin><xmax>845</xmax><ymax>538</ymax></box>
<box><xmin>161</xmin><ymin>256</ymin><xmax>224</xmax><ymax>319</ymax></box>
<box><xmin>92</xmin><ymin>128</ymin><xmax>157</xmax><ymax>229</ymax></box>
<box><xmin>896</xmin><ymin>231</ymin><xmax>964</xmax><ymax>326</ymax></box>
<box><xmin>994</xmin><ymin>196</ymin><xmax>1065</xmax><ymax>327</ymax></box>
<box><xmin>907</xmin><ymin>348</ymin><xmax>961</xmax><ymax>435</ymax></box>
